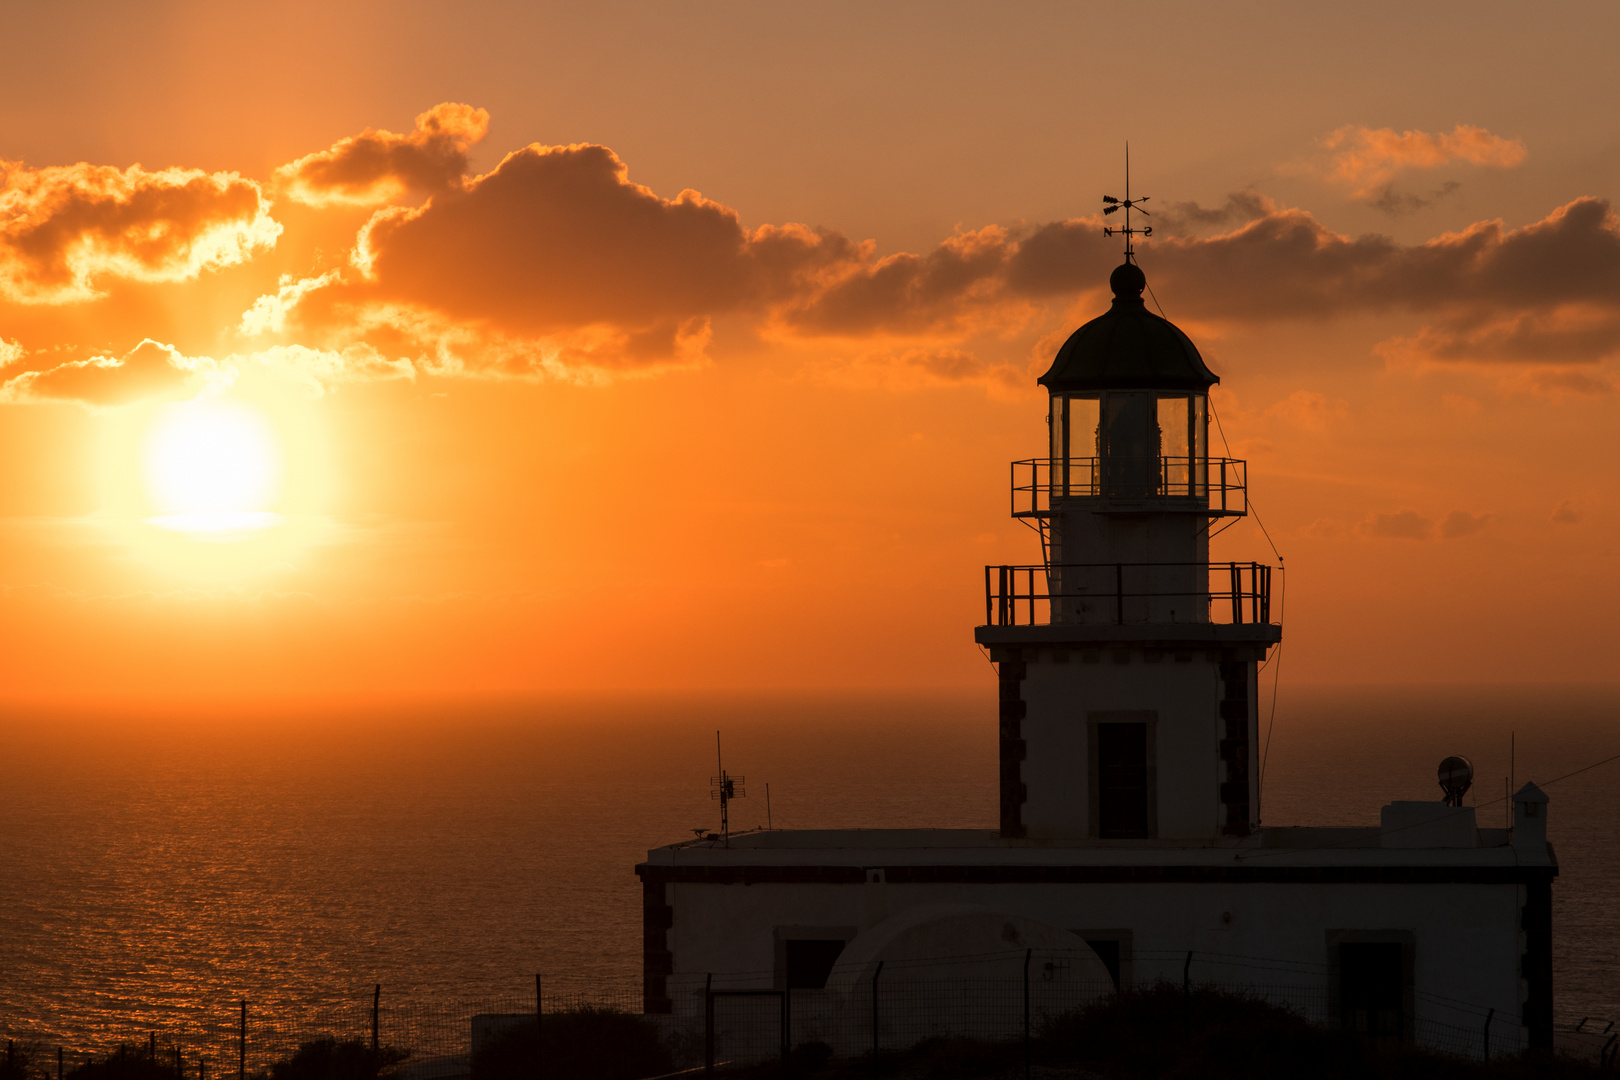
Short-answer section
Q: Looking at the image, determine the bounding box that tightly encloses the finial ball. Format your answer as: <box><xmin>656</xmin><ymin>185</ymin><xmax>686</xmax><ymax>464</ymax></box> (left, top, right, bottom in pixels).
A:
<box><xmin>1110</xmin><ymin>262</ymin><xmax>1146</xmax><ymax>299</ymax></box>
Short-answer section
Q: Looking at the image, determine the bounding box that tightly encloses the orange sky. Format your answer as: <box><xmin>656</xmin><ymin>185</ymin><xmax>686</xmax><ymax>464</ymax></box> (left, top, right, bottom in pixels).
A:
<box><xmin>2</xmin><ymin>1</ymin><xmax>1618</xmax><ymax>706</ymax></box>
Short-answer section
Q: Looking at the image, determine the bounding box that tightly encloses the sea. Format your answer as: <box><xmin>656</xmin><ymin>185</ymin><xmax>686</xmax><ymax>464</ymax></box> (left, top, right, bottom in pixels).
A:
<box><xmin>1</xmin><ymin>684</ymin><xmax>1616</xmax><ymax>1057</ymax></box>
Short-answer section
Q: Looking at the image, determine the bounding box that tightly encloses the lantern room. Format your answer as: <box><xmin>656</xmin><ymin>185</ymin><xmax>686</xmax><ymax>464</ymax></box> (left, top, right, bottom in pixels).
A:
<box><xmin>1037</xmin><ymin>262</ymin><xmax>1224</xmax><ymax>507</ymax></box>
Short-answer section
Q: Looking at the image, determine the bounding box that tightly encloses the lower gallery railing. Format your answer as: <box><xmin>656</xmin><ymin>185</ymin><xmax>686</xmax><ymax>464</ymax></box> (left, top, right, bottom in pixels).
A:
<box><xmin>984</xmin><ymin>562</ymin><xmax>1274</xmax><ymax>628</ymax></box>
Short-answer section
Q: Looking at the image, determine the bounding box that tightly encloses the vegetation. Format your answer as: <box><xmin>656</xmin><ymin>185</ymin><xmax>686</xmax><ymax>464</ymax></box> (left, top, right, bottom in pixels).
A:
<box><xmin>471</xmin><ymin>1006</ymin><xmax>672</xmax><ymax>1080</ymax></box>
<box><xmin>258</xmin><ymin>1039</ymin><xmax>408</xmax><ymax>1080</ymax></box>
<box><xmin>2</xmin><ymin>1043</ymin><xmax>41</xmax><ymax>1080</ymax></box>
<box><xmin>728</xmin><ymin>984</ymin><xmax>1606</xmax><ymax>1079</ymax></box>
<box><xmin>62</xmin><ymin>1045</ymin><xmax>187</xmax><ymax>1080</ymax></box>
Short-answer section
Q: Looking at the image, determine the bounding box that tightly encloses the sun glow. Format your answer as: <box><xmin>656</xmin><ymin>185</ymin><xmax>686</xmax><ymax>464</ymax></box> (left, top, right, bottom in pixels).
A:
<box><xmin>142</xmin><ymin>400</ymin><xmax>282</xmax><ymax>535</ymax></box>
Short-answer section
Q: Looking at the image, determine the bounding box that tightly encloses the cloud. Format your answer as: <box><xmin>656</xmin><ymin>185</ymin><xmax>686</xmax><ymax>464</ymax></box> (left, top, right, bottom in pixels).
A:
<box><xmin>1551</xmin><ymin>500</ymin><xmax>1581</xmax><ymax>525</ymax></box>
<box><xmin>1318</xmin><ymin>124</ymin><xmax>1527</xmax><ymax>197</ymax></box>
<box><xmin>1371</xmin><ymin>180</ymin><xmax>1462</xmax><ymax>218</ymax></box>
<box><xmin>240</xmin><ymin>272</ymin><xmax>341</xmax><ymax>335</ymax></box>
<box><xmin>245</xmin><ymin>343</ymin><xmax>415</xmax><ymax>397</ymax></box>
<box><xmin>347</xmin><ymin>143</ymin><xmax>763</xmax><ymax>331</ymax></box>
<box><xmin>2</xmin><ymin>339</ymin><xmax>226</xmax><ymax>405</ymax></box>
<box><xmin>238</xmin><ymin>108</ymin><xmax>1620</xmax><ymax>382</ymax></box>
<box><xmin>1440</xmin><ymin>510</ymin><xmax>1492</xmax><ymax>538</ymax></box>
<box><xmin>803</xmin><ymin>346</ymin><xmax>1026</xmax><ymax>395</ymax></box>
<box><xmin>772</xmin><ymin>225</ymin><xmax>1034</xmax><ymax>337</ymax></box>
<box><xmin>1154</xmin><ymin>193</ymin><xmax>1276</xmax><ymax>236</ymax></box>
<box><xmin>1364</xmin><ymin>510</ymin><xmax>1433</xmax><ymax>540</ymax></box>
<box><xmin>275</xmin><ymin>103</ymin><xmax>490</xmax><ymax>206</ymax></box>
<box><xmin>1262</xmin><ymin>390</ymin><xmax>1346</xmax><ymax>430</ymax></box>
<box><xmin>0</xmin><ymin>160</ymin><xmax>280</xmax><ymax>303</ymax></box>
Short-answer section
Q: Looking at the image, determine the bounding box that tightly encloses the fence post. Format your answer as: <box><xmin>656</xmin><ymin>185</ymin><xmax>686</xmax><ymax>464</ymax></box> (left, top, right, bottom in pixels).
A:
<box><xmin>781</xmin><ymin>987</ymin><xmax>791</xmax><ymax>1070</ymax></box>
<box><xmin>200</xmin><ymin>1059</ymin><xmax>205</xmax><ymax>1080</ymax></box>
<box><xmin>703</xmin><ymin>975</ymin><xmax>714</xmax><ymax>1080</ymax></box>
<box><xmin>239</xmin><ymin>1001</ymin><xmax>246</xmax><ymax>1080</ymax></box>
<box><xmin>371</xmin><ymin>985</ymin><xmax>380</xmax><ymax>1054</ymax></box>
<box><xmin>150</xmin><ymin>1034</ymin><xmax>156</xmax><ymax>1063</ymax></box>
<box><xmin>1182</xmin><ymin>951</ymin><xmax>1193</xmax><ymax>1039</ymax></box>
<box><xmin>174</xmin><ymin>1045</ymin><xmax>181</xmax><ymax>1080</ymax></box>
<box><xmin>58</xmin><ymin>1045</ymin><xmax>64</xmax><ymax>1080</ymax></box>
<box><xmin>871</xmin><ymin>961</ymin><xmax>884</xmax><ymax>1073</ymax></box>
<box><xmin>534</xmin><ymin>974</ymin><xmax>543</xmax><ymax>1080</ymax></box>
<box><xmin>1023</xmin><ymin>948</ymin><xmax>1032</xmax><ymax>1080</ymax></box>
<box><xmin>1482</xmin><ymin>1007</ymin><xmax>1493</xmax><ymax>1060</ymax></box>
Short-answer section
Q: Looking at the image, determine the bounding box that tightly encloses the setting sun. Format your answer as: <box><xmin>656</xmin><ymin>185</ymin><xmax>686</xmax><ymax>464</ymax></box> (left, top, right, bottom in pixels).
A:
<box><xmin>142</xmin><ymin>399</ymin><xmax>282</xmax><ymax>535</ymax></box>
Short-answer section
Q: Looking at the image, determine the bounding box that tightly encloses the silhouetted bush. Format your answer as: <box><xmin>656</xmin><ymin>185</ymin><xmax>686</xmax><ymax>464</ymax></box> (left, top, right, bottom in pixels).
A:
<box><xmin>790</xmin><ymin>1040</ymin><xmax>833</xmax><ymax>1071</ymax></box>
<box><xmin>1037</xmin><ymin>981</ymin><xmax>1365</xmax><ymax>1079</ymax></box>
<box><xmin>65</xmin><ymin>1045</ymin><xmax>184</xmax><ymax>1080</ymax></box>
<box><xmin>261</xmin><ymin>1039</ymin><xmax>408</xmax><ymax>1080</ymax></box>
<box><xmin>471</xmin><ymin>1007</ymin><xmax>671</xmax><ymax>1080</ymax></box>
<box><xmin>2</xmin><ymin>1042</ymin><xmax>40</xmax><ymax>1080</ymax></box>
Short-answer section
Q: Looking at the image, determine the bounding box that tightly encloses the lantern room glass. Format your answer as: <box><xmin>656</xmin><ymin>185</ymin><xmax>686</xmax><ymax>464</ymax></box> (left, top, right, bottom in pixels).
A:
<box><xmin>1049</xmin><ymin>391</ymin><xmax>1207</xmax><ymax>499</ymax></box>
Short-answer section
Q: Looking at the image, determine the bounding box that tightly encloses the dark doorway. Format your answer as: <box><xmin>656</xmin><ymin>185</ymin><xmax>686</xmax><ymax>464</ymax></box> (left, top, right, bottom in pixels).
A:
<box><xmin>1085</xmin><ymin>939</ymin><xmax>1122</xmax><ymax>988</ymax></box>
<box><xmin>1096</xmin><ymin>722</ymin><xmax>1149</xmax><ymax>838</ymax></box>
<box><xmin>783</xmin><ymin>939</ymin><xmax>846</xmax><ymax>990</ymax></box>
<box><xmin>1339</xmin><ymin>942</ymin><xmax>1404</xmax><ymax>1040</ymax></box>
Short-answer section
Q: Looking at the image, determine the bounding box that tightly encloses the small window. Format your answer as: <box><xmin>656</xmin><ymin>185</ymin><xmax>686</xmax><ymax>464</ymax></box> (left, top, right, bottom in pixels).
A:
<box><xmin>1339</xmin><ymin>942</ymin><xmax>1404</xmax><ymax>1040</ymax></box>
<box><xmin>1097</xmin><ymin>722</ymin><xmax>1150</xmax><ymax>838</ymax></box>
<box><xmin>783</xmin><ymin>939</ymin><xmax>846</xmax><ymax>990</ymax></box>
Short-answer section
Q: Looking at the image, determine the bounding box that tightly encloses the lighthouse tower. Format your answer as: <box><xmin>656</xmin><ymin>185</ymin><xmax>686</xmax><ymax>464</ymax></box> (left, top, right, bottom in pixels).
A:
<box><xmin>977</xmin><ymin>260</ymin><xmax>1280</xmax><ymax>842</ymax></box>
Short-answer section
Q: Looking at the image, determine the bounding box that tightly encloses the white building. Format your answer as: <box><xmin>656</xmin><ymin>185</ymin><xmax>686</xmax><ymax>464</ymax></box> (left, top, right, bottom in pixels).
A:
<box><xmin>635</xmin><ymin>260</ymin><xmax>1556</xmax><ymax>1055</ymax></box>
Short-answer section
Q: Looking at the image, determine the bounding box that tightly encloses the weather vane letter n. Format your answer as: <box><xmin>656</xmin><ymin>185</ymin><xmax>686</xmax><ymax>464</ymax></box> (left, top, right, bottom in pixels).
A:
<box><xmin>1101</xmin><ymin>144</ymin><xmax>1152</xmax><ymax>263</ymax></box>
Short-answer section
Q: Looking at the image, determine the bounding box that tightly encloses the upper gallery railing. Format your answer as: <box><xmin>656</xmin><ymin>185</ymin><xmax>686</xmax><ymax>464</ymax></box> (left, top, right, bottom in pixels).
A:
<box><xmin>1010</xmin><ymin>457</ymin><xmax>1247</xmax><ymax>517</ymax></box>
<box><xmin>984</xmin><ymin>561</ymin><xmax>1275</xmax><ymax>628</ymax></box>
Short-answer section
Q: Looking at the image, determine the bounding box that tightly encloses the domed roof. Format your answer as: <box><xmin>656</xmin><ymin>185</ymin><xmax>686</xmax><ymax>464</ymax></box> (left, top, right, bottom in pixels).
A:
<box><xmin>1038</xmin><ymin>262</ymin><xmax>1218</xmax><ymax>394</ymax></box>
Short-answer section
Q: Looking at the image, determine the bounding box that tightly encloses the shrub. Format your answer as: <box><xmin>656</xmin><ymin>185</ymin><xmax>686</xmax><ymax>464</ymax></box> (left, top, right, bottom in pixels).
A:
<box><xmin>65</xmin><ymin>1046</ymin><xmax>184</xmax><ymax>1080</ymax></box>
<box><xmin>471</xmin><ymin>1007</ymin><xmax>671</xmax><ymax>1080</ymax></box>
<box><xmin>264</xmin><ymin>1039</ymin><xmax>408</xmax><ymax>1080</ymax></box>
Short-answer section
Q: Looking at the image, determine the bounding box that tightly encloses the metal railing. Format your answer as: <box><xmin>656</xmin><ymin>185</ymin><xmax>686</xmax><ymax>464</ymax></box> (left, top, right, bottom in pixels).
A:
<box><xmin>984</xmin><ymin>562</ymin><xmax>1275</xmax><ymax>628</ymax></box>
<box><xmin>1011</xmin><ymin>457</ymin><xmax>1248</xmax><ymax>517</ymax></box>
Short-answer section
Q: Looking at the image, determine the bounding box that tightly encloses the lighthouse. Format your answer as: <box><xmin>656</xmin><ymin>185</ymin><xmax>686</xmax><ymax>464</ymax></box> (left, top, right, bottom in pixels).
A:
<box><xmin>636</xmin><ymin>250</ymin><xmax>1555</xmax><ymax>1059</ymax></box>
<box><xmin>980</xmin><ymin>258</ymin><xmax>1279</xmax><ymax>842</ymax></box>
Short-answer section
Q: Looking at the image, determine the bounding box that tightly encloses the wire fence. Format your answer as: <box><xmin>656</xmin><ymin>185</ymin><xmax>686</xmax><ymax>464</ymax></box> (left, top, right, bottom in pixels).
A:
<box><xmin>3</xmin><ymin>956</ymin><xmax>1611</xmax><ymax>1078</ymax></box>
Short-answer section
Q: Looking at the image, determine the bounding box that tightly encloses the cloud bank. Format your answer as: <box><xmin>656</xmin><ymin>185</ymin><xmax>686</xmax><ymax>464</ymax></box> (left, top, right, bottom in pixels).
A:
<box><xmin>0</xmin><ymin>161</ymin><xmax>279</xmax><ymax>303</ymax></box>
<box><xmin>4</xmin><ymin>108</ymin><xmax>1616</xmax><ymax>403</ymax></box>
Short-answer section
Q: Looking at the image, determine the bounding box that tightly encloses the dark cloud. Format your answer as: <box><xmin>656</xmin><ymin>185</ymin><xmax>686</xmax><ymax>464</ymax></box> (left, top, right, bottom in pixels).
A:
<box><xmin>342</xmin><ymin>143</ymin><xmax>859</xmax><ymax>334</ymax></box>
<box><xmin>1372</xmin><ymin>181</ymin><xmax>1462</xmax><ymax>218</ymax></box>
<box><xmin>256</xmin><ymin>108</ymin><xmax>1620</xmax><ymax>374</ymax></box>
<box><xmin>0</xmin><ymin>161</ymin><xmax>278</xmax><ymax>303</ymax></box>
<box><xmin>276</xmin><ymin>103</ymin><xmax>490</xmax><ymax>206</ymax></box>
<box><xmin>1153</xmin><ymin>193</ymin><xmax>1276</xmax><ymax>236</ymax></box>
<box><xmin>1365</xmin><ymin>510</ymin><xmax>1433</xmax><ymax>539</ymax></box>
<box><xmin>1440</xmin><ymin>510</ymin><xmax>1492</xmax><ymax>538</ymax></box>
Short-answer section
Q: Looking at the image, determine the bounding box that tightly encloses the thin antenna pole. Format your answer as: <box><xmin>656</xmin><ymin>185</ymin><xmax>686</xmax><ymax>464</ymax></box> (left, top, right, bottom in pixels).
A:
<box><xmin>1510</xmin><ymin>732</ymin><xmax>1515</xmax><ymax>795</ymax></box>
<box><xmin>716</xmin><ymin>731</ymin><xmax>729</xmax><ymax>847</ymax></box>
<box><xmin>766</xmin><ymin>783</ymin><xmax>772</xmax><ymax>830</ymax></box>
<box><xmin>1125</xmin><ymin>142</ymin><xmax>1132</xmax><ymax>262</ymax></box>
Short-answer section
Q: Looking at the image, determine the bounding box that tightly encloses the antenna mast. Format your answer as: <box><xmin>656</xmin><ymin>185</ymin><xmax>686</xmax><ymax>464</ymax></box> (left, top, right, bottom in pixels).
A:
<box><xmin>1102</xmin><ymin>143</ymin><xmax>1152</xmax><ymax>263</ymax></box>
<box><xmin>710</xmin><ymin>731</ymin><xmax>745</xmax><ymax>848</ymax></box>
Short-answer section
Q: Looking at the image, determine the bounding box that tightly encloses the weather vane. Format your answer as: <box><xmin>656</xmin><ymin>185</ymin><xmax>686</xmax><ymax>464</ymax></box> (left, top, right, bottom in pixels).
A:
<box><xmin>1102</xmin><ymin>143</ymin><xmax>1151</xmax><ymax>263</ymax></box>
